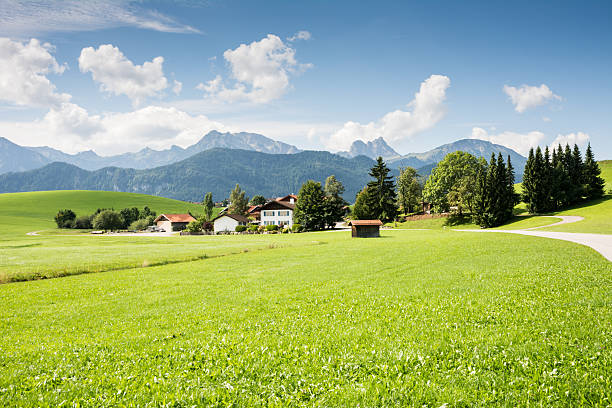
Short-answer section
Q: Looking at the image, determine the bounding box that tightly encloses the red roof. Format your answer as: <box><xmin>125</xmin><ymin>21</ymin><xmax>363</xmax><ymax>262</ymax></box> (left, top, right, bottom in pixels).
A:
<box><xmin>248</xmin><ymin>205</ymin><xmax>261</xmax><ymax>213</ymax></box>
<box><xmin>154</xmin><ymin>213</ymin><xmax>196</xmax><ymax>223</ymax></box>
<box><xmin>276</xmin><ymin>194</ymin><xmax>298</xmax><ymax>202</ymax></box>
<box><xmin>348</xmin><ymin>220</ymin><xmax>382</xmax><ymax>226</ymax></box>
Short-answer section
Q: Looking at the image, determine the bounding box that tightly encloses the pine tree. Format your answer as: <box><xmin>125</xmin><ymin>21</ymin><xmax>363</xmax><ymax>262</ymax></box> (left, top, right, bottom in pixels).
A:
<box><xmin>571</xmin><ymin>144</ymin><xmax>585</xmax><ymax>201</ymax></box>
<box><xmin>505</xmin><ymin>155</ymin><xmax>517</xmax><ymax>220</ymax></box>
<box><xmin>352</xmin><ymin>186</ymin><xmax>377</xmax><ymax>220</ymax></box>
<box><xmin>472</xmin><ymin>163</ymin><xmax>493</xmax><ymax>228</ymax></box>
<box><xmin>543</xmin><ymin>147</ymin><xmax>553</xmax><ymax>211</ymax></box>
<box><xmin>493</xmin><ymin>153</ymin><xmax>508</xmax><ymax>224</ymax></box>
<box><xmin>365</xmin><ymin>157</ymin><xmax>397</xmax><ymax>223</ymax></box>
<box><xmin>583</xmin><ymin>143</ymin><xmax>606</xmax><ymax>199</ymax></box>
<box><xmin>522</xmin><ymin>148</ymin><xmax>536</xmax><ymax>213</ymax></box>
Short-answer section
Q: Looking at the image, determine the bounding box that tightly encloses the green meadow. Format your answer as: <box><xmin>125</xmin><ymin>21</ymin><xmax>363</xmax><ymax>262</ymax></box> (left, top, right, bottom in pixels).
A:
<box><xmin>0</xmin><ymin>179</ymin><xmax>611</xmax><ymax>405</ymax></box>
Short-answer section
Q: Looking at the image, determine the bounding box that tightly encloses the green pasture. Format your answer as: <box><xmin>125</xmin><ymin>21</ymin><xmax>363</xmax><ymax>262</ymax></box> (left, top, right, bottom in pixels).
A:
<box><xmin>1</xmin><ymin>229</ymin><xmax>610</xmax><ymax>406</ymax></box>
<box><xmin>0</xmin><ymin>190</ymin><xmax>213</xmax><ymax>237</ymax></box>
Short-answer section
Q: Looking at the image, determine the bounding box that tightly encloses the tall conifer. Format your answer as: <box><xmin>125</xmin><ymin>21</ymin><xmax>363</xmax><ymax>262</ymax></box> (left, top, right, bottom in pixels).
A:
<box><xmin>583</xmin><ymin>143</ymin><xmax>606</xmax><ymax>199</ymax></box>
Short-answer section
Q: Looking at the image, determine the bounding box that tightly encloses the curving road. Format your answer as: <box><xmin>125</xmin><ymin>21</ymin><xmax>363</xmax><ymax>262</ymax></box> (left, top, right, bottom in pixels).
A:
<box><xmin>457</xmin><ymin>216</ymin><xmax>612</xmax><ymax>261</ymax></box>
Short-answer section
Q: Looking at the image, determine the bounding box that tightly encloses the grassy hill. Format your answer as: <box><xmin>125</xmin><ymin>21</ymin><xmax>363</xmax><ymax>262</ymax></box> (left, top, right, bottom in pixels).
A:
<box><xmin>0</xmin><ymin>190</ymin><xmax>207</xmax><ymax>237</ymax></box>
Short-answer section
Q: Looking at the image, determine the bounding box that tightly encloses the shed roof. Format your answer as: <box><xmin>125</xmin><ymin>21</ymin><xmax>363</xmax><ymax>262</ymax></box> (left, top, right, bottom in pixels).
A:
<box><xmin>154</xmin><ymin>213</ymin><xmax>196</xmax><ymax>223</ymax></box>
<box><xmin>348</xmin><ymin>220</ymin><xmax>382</xmax><ymax>226</ymax></box>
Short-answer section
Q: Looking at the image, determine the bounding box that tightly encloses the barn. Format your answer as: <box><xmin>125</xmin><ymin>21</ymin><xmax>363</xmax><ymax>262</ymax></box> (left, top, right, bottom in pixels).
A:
<box><xmin>153</xmin><ymin>214</ymin><xmax>196</xmax><ymax>232</ymax></box>
<box><xmin>348</xmin><ymin>220</ymin><xmax>382</xmax><ymax>238</ymax></box>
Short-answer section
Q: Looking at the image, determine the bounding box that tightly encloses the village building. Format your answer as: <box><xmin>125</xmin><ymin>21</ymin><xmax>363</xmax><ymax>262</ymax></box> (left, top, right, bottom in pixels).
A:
<box><xmin>154</xmin><ymin>214</ymin><xmax>196</xmax><ymax>232</ymax></box>
<box><xmin>247</xmin><ymin>205</ymin><xmax>262</xmax><ymax>221</ymax></box>
<box><xmin>348</xmin><ymin>220</ymin><xmax>382</xmax><ymax>238</ymax></box>
<box><xmin>213</xmin><ymin>213</ymin><xmax>250</xmax><ymax>233</ymax></box>
<box><xmin>259</xmin><ymin>194</ymin><xmax>297</xmax><ymax>227</ymax></box>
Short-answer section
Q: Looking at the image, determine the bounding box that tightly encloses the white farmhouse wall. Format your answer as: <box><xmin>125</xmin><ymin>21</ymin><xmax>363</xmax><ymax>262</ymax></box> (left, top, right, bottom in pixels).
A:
<box><xmin>260</xmin><ymin>209</ymin><xmax>293</xmax><ymax>227</ymax></box>
<box><xmin>214</xmin><ymin>216</ymin><xmax>239</xmax><ymax>233</ymax></box>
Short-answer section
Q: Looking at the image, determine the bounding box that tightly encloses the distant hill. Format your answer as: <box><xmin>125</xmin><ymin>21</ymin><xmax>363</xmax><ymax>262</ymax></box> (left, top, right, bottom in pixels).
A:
<box><xmin>1</xmin><ymin>131</ymin><xmax>301</xmax><ymax>174</ymax></box>
<box><xmin>388</xmin><ymin>139</ymin><xmax>527</xmax><ymax>181</ymax></box>
<box><xmin>0</xmin><ymin>149</ymin><xmax>382</xmax><ymax>201</ymax></box>
<box><xmin>338</xmin><ymin>137</ymin><xmax>399</xmax><ymax>159</ymax></box>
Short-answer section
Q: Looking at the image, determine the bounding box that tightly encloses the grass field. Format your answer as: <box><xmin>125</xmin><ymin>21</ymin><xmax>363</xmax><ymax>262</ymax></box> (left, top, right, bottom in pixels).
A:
<box><xmin>1</xmin><ymin>229</ymin><xmax>611</xmax><ymax>406</ymax></box>
<box><xmin>0</xmin><ymin>185</ymin><xmax>611</xmax><ymax>405</ymax></box>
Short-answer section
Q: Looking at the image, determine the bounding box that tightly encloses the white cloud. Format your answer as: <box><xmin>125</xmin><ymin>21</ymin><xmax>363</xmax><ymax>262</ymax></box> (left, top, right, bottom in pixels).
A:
<box><xmin>0</xmin><ymin>104</ymin><xmax>226</xmax><ymax>155</ymax></box>
<box><xmin>542</xmin><ymin>116</ymin><xmax>552</xmax><ymax>122</ymax></box>
<box><xmin>327</xmin><ymin>75</ymin><xmax>451</xmax><ymax>151</ymax></box>
<box><xmin>550</xmin><ymin>132</ymin><xmax>590</xmax><ymax>149</ymax></box>
<box><xmin>288</xmin><ymin>30</ymin><xmax>312</xmax><ymax>41</ymax></box>
<box><xmin>172</xmin><ymin>80</ymin><xmax>182</xmax><ymax>95</ymax></box>
<box><xmin>0</xmin><ymin>37</ymin><xmax>70</xmax><ymax>108</ymax></box>
<box><xmin>470</xmin><ymin>127</ymin><xmax>546</xmax><ymax>156</ymax></box>
<box><xmin>503</xmin><ymin>84</ymin><xmax>561</xmax><ymax>113</ymax></box>
<box><xmin>202</xmin><ymin>34</ymin><xmax>312</xmax><ymax>103</ymax></box>
<box><xmin>79</xmin><ymin>44</ymin><xmax>169</xmax><ymax>106</ymax></box>
<box><xmin>0</xmin><ymin>0</ymin><xmax>200</xmax><ymax>36</ymax></box>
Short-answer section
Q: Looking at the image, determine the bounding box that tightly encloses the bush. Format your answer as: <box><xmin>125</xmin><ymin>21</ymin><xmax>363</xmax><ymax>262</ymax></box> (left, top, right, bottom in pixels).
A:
<box><xmin>265</xmin><ymin>224</ymin><xmax>278</xmax><ymax>231</ymax></box>
<box><xmin>185</xmin><ymin>218</ymin><xmax>204</xmax><ymax>233</ymax></box>
<box><xmin>291</xmin><ymin>223</ymin><xmax>303</xmax><ymax>233</ymax></box>
<box><xmin>74</xmin><ymin>215</ymin><xmax>93</xmax><ymax>229</ymax></box>
<box><xmin>281</xmin><ymin>227</ymin><xmax>289</xmax><ymax>234</ymax></box>
<box><xmin>257</xmin><ymin>225</ymin><xmax>265</xmax><ymax>234</ymax></box>
<box><xmin>92</xmin><ymin>210</ymin><xmax>124</xmax><ymax>231</ymax></box>
<box><xmin>247</xmin><ymin>224</ymin><xmax>259</xmax><ymax>233</ymax></box>
<box><xmin>202</xmin><ymin>221</ymin><xmax>214</xmax><ymax>232</ymax></box>
<box><xmin>129</xmin><ymin>218</ymin><xmax>150</xmax><ymax>231</ymax></box>
<box><xmin>235</xmin><ymin>225</ymin><xmax>247</xmax><ymax>232</ymax></box>
<box><xmin>54</xmin><ymin>209</ymin><xmax>76</xmax><ymax>228</ymax></box>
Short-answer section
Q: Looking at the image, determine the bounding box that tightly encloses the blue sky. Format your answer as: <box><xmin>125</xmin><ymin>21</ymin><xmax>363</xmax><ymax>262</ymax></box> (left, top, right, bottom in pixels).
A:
<box><xmin>0</xmin><ymin>0</ymin><xmax>610</xmax><ymax>158</ymax></box>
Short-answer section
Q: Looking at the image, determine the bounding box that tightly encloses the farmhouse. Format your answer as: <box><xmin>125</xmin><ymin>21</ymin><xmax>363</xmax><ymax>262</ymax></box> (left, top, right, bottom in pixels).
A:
<box><xmin>259</xmin><ymin>194</ymin><xmax>297</xmax><ymax>227</ymax></box>
<box><xmin>154</xmin><ymin>213</ymin><xmax>196</xmax><ymax>232</ymax></box>
<box><xmin>213</xmin><ymin>213</ymin><xmax>250</xmax><ymax>233</ymax></box>
<box><xmin>348</xmin><ymin>220</ymin><xmax>382</xmax><ymax>238</ymax></box>
<box><xmin>247</xmin><ymin>205</ymin><xmax>262</xmax><ymax>221</ymax></box>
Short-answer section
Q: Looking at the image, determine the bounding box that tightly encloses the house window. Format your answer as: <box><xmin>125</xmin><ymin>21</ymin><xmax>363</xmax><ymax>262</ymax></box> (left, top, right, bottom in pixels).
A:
<box><xmin>278</xmin><ymin>210</ymin><xmax>290</xmax><ymax>217</ymax></box>
<box><xmin>263</xmin><ymin>210</ymin><xmax>275</xmax><ymax>216</ymax></box>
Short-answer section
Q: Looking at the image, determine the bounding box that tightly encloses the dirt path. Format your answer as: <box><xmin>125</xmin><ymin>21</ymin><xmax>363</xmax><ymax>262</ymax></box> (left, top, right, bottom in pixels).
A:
<box><xmin>456</xmin><ymin>216</ymin><xmax>612</xmax><ymax>261</ymax></box>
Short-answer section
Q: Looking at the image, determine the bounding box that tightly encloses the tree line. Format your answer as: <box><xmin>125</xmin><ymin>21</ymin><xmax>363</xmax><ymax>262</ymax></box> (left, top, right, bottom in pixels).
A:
<box><xmin>522</xmin><ymin>143</ymin><xmax>605</xmax><ymax>213</ymax></box>
<box><xmin>55</xmin><ymin>206</ymin><xmax>157</xmax><ymax>231</ymax></box>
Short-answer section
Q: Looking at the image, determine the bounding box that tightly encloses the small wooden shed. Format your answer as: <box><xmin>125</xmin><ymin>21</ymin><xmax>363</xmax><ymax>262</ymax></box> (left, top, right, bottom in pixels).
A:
<box><xmin>348</xmin><ymin>220</ymin><xmax>382</xmax><ymax>238</ymax></box>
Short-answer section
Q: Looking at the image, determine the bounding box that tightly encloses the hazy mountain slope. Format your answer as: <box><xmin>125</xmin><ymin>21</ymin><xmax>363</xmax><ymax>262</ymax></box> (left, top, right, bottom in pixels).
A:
<box><xmin>0</xmin><ymin>137</ymin><xmax>51</xmax><ymax>173</ymax></box>
<box><xmin>0</xmin><ymin>149</ymin><xmax>382</xmax><ymax>202</ymax></box>
<box><xmin>389</xmin><ymin>139</ymin><xmax>527</xmax><ymax>180</ymax></box>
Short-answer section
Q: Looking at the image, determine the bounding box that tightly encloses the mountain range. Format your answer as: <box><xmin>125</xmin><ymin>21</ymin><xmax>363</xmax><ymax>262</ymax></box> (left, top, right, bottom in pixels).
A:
<box><xmin>0</xmin><ymin>131</ymin><xmax>527</xmax><ymax>201</ymax></box>
<box><xmin>0</xmin><ymin>131</ymin><xmax>300</xmax><ymax>173</ymax></box>
<box><xmin>0</xmin><ymin>149</ymin><xmax>382</xmax><ymax>201</ymax></box>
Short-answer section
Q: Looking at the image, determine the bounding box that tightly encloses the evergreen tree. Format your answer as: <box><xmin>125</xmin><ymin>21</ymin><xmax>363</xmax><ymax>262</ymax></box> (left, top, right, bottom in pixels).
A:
<box><xmin>543</xmin><ymin>147</ymin><xmax>553</xmax><ymax>211</ymax></box>
<box><xmin>293</xmin><ymin>180</ymin><xmax>327</xmax><ymax>231</ymax></box>
<box><xmin>364</xmin><ymin>157</ymin><xmax>397</xmax><ymax>223</ymax></box>
<box><xmin>323</xmin><ymin>175</ymin><xmax>348</xmax><ymax>228</ymax></box>
<box><xmin>472</xmin><ymin>163</ymin><xmax>493</xmax><ymax>228</ymax></box>
<box><xmin>571</xmin><ymin>144</ymin><xmax>585</xmax><ymax>201</ymax></box>
<box><xmin>583</xmin><ymin>143</ymin><xmax>606</xmax><ymax>199</ymax></box>
<box><xmin>522</xmin><ymin>148</ymin><xmax>537</xmax><ymax>213</ymax></box>
<box><xmin>506</xmin><ymin>155</ymin><xmax>518</xmax><ymax>216</ymax></box>
<box><xmin>228</xmin><ymin>184</ymin><xmax>249</xmax><ymax>215</ymax></box>
<box><xmin>202</xmin><ymin>192</ymin><xmax>214</xmax><ymax>221</ymax></box>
